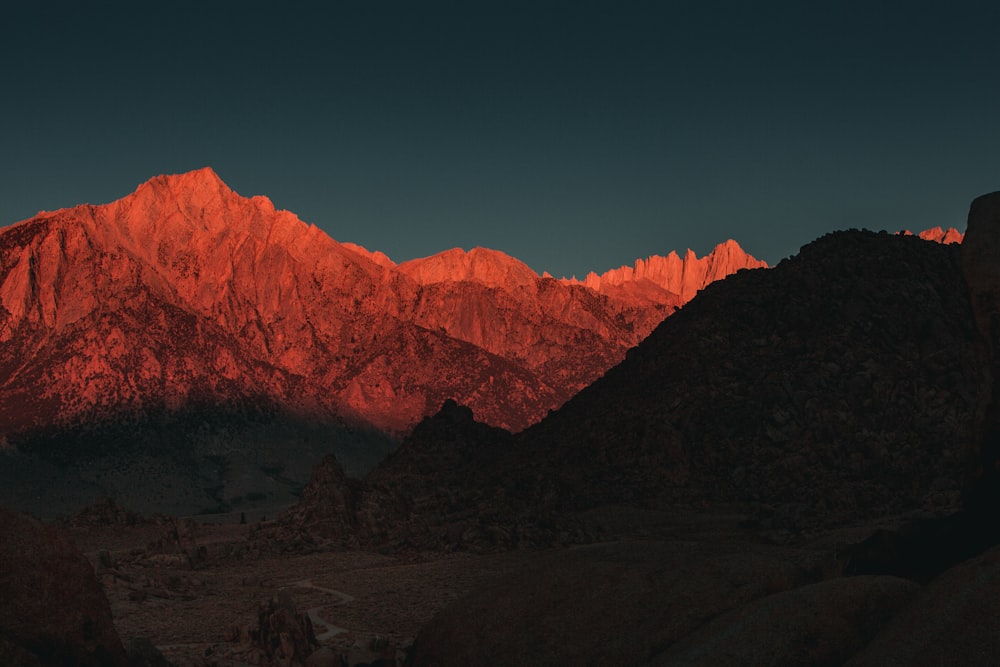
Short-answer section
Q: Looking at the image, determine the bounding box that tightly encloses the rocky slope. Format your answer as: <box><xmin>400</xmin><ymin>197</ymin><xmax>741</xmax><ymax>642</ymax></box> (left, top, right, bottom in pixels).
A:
<box><xmin>517</xmin><ymin>229</ymin><xmax>979</xmax><ymax>523</ymax></box>
<box><xmin>0</xmin><ymin>167</ymin><xmax>763</xmax><ymax>516</ymax></box>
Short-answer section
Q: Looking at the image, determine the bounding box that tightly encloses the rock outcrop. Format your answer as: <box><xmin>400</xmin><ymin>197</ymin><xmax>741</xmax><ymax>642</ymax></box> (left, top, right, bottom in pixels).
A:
<box><xmin>845</xmin><ymin>543</ymin><xmax>1000</xmax><ymax>666</ymax></box>
<box><xmin>64</xmin><ymin>496</ymin><xmax>146</xmax><ymax>529</ymax></box>
<box><xmin>225</xmin><ymin>591</ymin><xmax>320</xmax><ymax>667</ymax></box>
<box><xmin>407</xmin><ymin>539</ymin><xmax>812</xmax><ymax>666</ymax></box>
<box><xmin>959</xmin><ymin>191</ymin><xmax>1000</xmax><ymax>509</ymax></box>
<box><xmin>653</xmin><ymin>576</ymin><xmax>918</xmax><ymax>666</ymax></box>
<box><xmin>0</xmin><ymin>507</ymin><xmax>127</xmax><ymax>666</ymax></box>
<box><xmin>277</xmin><ymin>454</ymin><xmax>362</xmax><ymax>547</ymax></box>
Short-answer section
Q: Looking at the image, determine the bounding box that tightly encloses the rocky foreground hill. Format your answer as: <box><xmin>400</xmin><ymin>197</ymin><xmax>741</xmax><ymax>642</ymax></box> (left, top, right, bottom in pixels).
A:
<box><xmin>275</xmin><ymin>226</ymin><xmax>979</xmax><ymax>552</ymax></box>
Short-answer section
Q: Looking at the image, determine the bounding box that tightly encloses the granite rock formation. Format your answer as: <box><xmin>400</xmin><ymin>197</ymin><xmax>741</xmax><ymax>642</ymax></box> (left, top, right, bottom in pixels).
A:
<box><xmin>844</xmin><ymin>543</ymin><xmax>1000</xmax><ymax>666</ymax></box>
<box><xmin>271</xmin><ymin>453</ymin><xmax>363</xmax><ymax>551</ymax></box>
<box><xmin>0</xmin><ymin>507</ymin><xmax>127</xmax><ymax>666</ymax></box>
<box><xmin>901</xmin><ymin>226</ymin><xmax>965</xmax><ymax>244</ymax></box>
<box><xmin>959</xmin><ymin>191</ymin><xmax>1000</xmax><ymax>508</ymax></box>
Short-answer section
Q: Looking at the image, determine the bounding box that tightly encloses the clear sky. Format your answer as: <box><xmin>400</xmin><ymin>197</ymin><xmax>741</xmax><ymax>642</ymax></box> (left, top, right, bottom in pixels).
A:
<box><xmin>2</xmin><ymin>1</ymin><xmax>998</xmax><ymax>279</ymax></box>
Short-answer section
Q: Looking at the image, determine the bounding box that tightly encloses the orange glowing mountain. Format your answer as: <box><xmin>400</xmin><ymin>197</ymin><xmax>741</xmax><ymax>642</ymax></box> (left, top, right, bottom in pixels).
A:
<box><xmin>0</xmin><ymin>167</ymin><xmax>768</xmax><ymax>447</ymax></box>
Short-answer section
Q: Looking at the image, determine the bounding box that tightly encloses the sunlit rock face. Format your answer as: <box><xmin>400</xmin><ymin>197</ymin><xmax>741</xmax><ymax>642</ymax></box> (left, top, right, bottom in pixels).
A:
<box><xmin>0</xmin><ymin>168</ymin><xmax>766</xmax><ymax>443</ymax></box>
<box><xmin>915</xmin><ymin>226</ymin><xmax>965</xmax><ymax>244</ymax></box>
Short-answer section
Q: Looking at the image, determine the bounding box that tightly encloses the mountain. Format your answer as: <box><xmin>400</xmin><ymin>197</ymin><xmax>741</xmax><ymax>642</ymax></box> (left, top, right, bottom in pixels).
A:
<box><xmin>0</xmin><ymin>167</ymin><xmax>764</xmax><ymax>515</ymax></box>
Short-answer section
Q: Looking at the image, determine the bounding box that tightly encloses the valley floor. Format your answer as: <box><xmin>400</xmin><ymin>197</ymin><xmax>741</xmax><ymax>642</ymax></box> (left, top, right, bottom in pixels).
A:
<box><xmin>67</xmin><ymin>520</ymin><xmax>542</xmax><ymax>665</ymax></box>
<box><xmin>63</xmin><ymin>505</ymin><xmax>985</xmax><ymax>666</ymax></box>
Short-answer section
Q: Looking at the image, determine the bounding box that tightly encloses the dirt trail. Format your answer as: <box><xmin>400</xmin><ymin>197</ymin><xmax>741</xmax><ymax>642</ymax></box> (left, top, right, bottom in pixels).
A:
<box><xmin>283</xmin><ymin>578</ymin><xmax>354</xmax><ymax>641</ymax></box>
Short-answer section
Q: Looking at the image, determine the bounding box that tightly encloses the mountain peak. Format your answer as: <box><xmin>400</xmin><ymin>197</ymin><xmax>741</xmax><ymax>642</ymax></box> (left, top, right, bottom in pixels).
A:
<box><xmin>127</xmin><ymin>167</ymin><xmax>236</xmax><ymax>213</ymax></box>
<box><xmin>398</xmin><ymin>246</ymin><xmax>540</xmax><ymax>289</ymax></box>
<box><xmin>92</xmin><ymin>167</ymin><xmax>303</xmax><ymax>253</ymax></box>
<box><xmin>156</xmin><ymin>166</ymin><xmax>226</xmax><ymax>188</ymax></box>
<box><xmin>561</xmin><ymin>239</ymin><xmax>767</xmax><ymax>303</ymax></box>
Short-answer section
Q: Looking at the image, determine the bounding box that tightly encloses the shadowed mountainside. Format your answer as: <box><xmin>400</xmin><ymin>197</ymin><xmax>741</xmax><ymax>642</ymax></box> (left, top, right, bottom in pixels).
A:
<box><xmin>518</xmin><ymin>229</ymin><xmax>978</xmax><ymax>521</ymax></box>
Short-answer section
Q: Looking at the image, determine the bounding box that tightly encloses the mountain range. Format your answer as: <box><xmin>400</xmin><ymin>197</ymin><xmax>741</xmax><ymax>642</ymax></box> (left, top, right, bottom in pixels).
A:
<box><xmin>0</xmin><ymin>169</ymin><xmax>988</xmax><ymax>666</ymax></box>
<box><xmin>0</xmin><ymin>167</ymin><xmax>768</xmax><ymax>515</ymax></box>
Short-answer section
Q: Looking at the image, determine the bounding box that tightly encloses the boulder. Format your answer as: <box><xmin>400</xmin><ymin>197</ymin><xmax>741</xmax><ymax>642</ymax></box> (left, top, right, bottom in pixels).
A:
<box><xmin>0</xmin><ymin>506</ymin><xmax>126</xmax><ymax>666</ymax></box>
<box><xmin>846</xmin><ymin>544</ymin><xmax>1000</xmax><ymax>666</ymax></box>
<box><xmin>251</xmin><ymin>591</ymin><xmax>319</xmax><ymax>665</ymax></box>
<box><xmin>407</xmin><ymin>539</ymin><xmax>810</xmax><ymax>666</ymax></box>
<box><xmin>650</xmin><ymin>575</ymin><xmax>917</xmax><ymax>666</ymax></box>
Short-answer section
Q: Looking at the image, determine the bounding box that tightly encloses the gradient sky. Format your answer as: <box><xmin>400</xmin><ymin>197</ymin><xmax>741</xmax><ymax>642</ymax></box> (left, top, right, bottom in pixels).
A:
<box><xmin>2</xmin><ymin>1</ymin><xmax>998</xmax><ymax>279</ymax></box>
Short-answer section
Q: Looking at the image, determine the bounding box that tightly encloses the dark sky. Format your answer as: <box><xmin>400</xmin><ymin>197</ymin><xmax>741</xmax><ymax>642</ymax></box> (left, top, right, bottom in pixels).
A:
<box><xmin>2</xmin><ymin>1</ymin><xmax>998</xmax><ymax>279</ymax></box>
